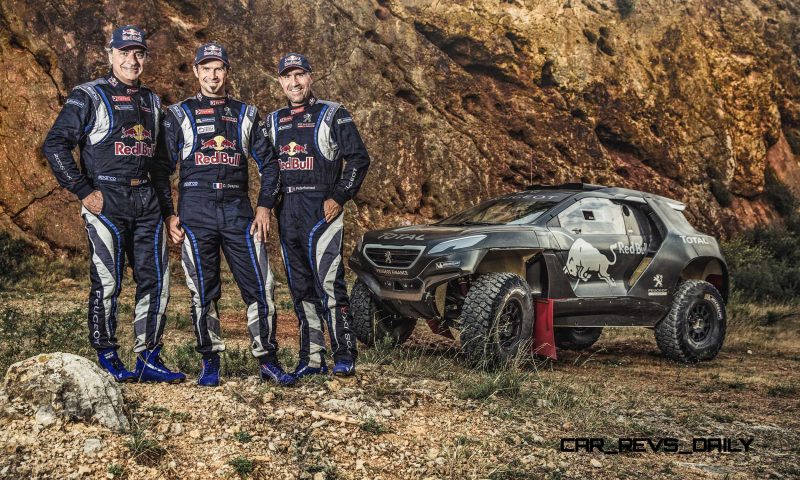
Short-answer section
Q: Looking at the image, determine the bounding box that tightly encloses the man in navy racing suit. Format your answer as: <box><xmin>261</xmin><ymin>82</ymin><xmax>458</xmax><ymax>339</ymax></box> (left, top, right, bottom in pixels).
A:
<box><xmin>43</xmin><ymin>25</ymin><xmax>185</xmax><ymax>384</ymax></box>
<box><xmin>157</xmin><ymin>42</ymin><xmax>294</xmax><ymax>386</ymax></box>
<box><xmin>266</xmin><ymin>53</ymin><xmax>370</xmax><ymax>378</ymax></box>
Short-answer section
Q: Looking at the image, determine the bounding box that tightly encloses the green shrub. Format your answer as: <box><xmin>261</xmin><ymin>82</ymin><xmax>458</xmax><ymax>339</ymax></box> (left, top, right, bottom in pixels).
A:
<box><xmin>229</xmin><ymin>457</ymin><xmax>254</xmax><ymax>478</ymax></box>
<box><xmin>722</xmin><ymin>226</ymin><xmax>800</xmax><ymax>301</ymax></box>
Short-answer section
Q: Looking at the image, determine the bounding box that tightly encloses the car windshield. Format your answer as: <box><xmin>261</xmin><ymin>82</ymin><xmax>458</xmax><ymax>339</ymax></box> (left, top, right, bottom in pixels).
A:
<box><xmin>438</xmin><ymin>195</ymin><xmax>560</xmax><ymax>225</ymax></box>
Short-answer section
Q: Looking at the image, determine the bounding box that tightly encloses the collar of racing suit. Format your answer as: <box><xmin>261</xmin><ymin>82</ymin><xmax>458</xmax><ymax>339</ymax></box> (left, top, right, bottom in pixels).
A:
<box><xmin>286</xmin><ymin>94</ymin><xmax>317</xmax><ymax>112</ymax></box>
<box><xmin>195</xmin><ymin>92</ymin><xmax>230</xmax><ymax>104</ymax></box>
<box><xmin>106</xmin><ymin>71</ymin><xmax>141</xmax><ymax>94</ymax></box>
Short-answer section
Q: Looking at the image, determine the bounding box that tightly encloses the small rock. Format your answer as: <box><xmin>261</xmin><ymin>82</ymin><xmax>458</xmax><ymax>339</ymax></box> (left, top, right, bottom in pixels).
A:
<box><xmin>324</xmin><ymin>379</ymin><xmax>340</xmax><ymax>391</ymax></box>
<box><xmin>168</xmin><ymin>460</ymin><xmax>177</xmax><ymax>469</ymax></box>
<box><xmin>747</xmin><ymin>350</ymin><xmax>753</xmax><ymax>355</ymax></box>
<box><xmin>189</xmin><ymin>429</ymin><xmax>201</xmax><ymax>439</ymax></box>
<box><xmin>356</xmin><ymin>459</ymin><xmax>365</xmax><ymax>470</ymax></box>
<box><xmin>532</xmin><ymin>434</ymin><xmax>544</xmax><ymax>443</ymax></box>
<box><xmin>77</xmin><ymin>464</ymin><xmax>92</xmax><ymax>475</ymax></box>
<box><xmin>83</xmin><ymin>438</ymin><xmax>102</xmax><ymax>455</ymax></box>
<box><xmin>313</xmin><ymin>473</ymin><xmax>325</xmax><ymax>480</ymax></box>
<box><xmin>170</xmin><ymin>423</ymin><xmax>183</xmax><ymax>435</ymax></box>
<box><xmin>262</xmin><ymin>392</ymin><xmax>275</xmax><ymax>403</ymax></box>
<box><xmin>427</xmin><ymin>448</ymin><xmax>439</xmax><ymax>460</ymax></box>
<box><xmin>590</xmin><ymin>458</ymin><xmax>602</xmax><ymax>468</ymax></box>
<box><xmin>35</xmin><ymin>405</ymin><xmax>56</xmax><ymax>427</ymax></box>
<box><xmin>311</xmin><ymin>420</ymin><xmax>326</xmax><ymax>429</ymax></box>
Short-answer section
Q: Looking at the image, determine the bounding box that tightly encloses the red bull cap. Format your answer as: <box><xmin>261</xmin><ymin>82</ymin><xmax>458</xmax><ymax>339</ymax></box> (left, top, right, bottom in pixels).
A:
<box><xmin>195</xmin><ymin>42</ymin><xmax>229</xmax><ymax>66</ymax></box>
<box><xmin>109</xmin><ymin>25</ymin><xmax>147</xmax><ymax>50</ymax></box>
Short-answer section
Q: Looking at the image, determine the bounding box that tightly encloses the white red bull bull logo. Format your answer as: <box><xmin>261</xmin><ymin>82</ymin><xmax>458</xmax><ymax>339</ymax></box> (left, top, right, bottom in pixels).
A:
<box><xmin>279</xmin><ymin>141</ymin><xmax>307</xmax><ymax>156</ymax></box>
<box><xmin>564</xmin><ymin>239</ymin><xmax>618</xmax><ymax>287</ymax></box>
<box><xmin>115</xmin><ymin>125</ymin><xmax>153</xmax><ymax>156</ymax></box>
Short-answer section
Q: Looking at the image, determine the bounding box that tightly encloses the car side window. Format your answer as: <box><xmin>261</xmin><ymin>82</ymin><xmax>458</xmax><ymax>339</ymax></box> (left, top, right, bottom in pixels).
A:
<box><xmin>558</xmin><ymin>198</ymin><xmax>626</xmax><ymax>235</ymax></box>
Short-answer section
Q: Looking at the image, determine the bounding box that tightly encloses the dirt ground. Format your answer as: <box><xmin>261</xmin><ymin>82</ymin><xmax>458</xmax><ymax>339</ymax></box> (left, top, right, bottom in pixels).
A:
<box><xmin>1</xmin><ymin>269</ymin><xmax>799</xmax><ymax>479</ymax></box>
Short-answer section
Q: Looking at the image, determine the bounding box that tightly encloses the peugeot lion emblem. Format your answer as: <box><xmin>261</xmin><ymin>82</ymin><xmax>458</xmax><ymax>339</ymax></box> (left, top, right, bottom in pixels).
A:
<box><xmin>384</xmin><ymin>251</ymin><xmax>393</xmax><ymax>264</ymax></box>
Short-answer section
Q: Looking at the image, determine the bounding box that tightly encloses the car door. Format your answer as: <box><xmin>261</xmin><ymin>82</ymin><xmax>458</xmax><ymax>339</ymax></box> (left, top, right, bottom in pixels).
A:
<box><xmin>548</xmin><ymin>197</ymin><xmax>633</xmax><ymax>297</ymax></box>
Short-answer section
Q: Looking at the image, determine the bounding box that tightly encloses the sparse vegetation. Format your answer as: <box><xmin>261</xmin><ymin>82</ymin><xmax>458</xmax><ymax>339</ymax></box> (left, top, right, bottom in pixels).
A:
<box><xmin>229</xmin><ymin>456</ymin><xmax>254</xmax><ymax>478</ymax></box>
<box><xmin>0</xmin><ymin>306</ymin><xmax>92</xmax><ymax>378</ymax></box>
<box><xmin>107</xmin><ymin>463</ymin><xmax>125</xmax><ymax>477</ymax></box>
<box><xmin>126</xmin><ymin>428</ymin><xmax>166</xmax><ymax>466</ymax></box>
<box><xmin>234</xmin><ymin>431</ymin><xmax>253</xmax><ymax>443</ymax></box>
<box><xmin>360</xmin><ymin>417</ymin><xmax>392</xmax><ymax>435</ymax></box>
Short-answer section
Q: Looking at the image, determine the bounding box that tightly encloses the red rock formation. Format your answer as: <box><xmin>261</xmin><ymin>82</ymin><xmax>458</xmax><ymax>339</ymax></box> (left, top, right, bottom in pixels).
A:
<box><xmin>1</xmin><ymin>0</ymin><xmax>799</xmax><ymax>253</ymax></box>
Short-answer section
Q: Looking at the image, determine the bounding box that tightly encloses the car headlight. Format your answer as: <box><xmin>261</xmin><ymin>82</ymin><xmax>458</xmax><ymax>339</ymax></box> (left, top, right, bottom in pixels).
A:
<box><xmin>429</xmin><ymin>235</ymin><xmax>486</xmax><ymax>254</ymax></box>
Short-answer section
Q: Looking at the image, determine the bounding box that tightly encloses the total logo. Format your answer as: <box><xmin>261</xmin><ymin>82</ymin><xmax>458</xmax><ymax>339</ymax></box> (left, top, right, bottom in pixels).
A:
<box><xmin>115</xmin><ymin>124</ymin><xmax>153</xmax><ymax>157</ymax></box>
<box><xmin>279</xmin><ymin>141</ymin><xmax>307</xmax><ymax>156</ymax></box>
<box><xmin>680</xmin><ymin>235</ymin><xmax>711</xmax><ymax>245</ymax></box>
<box><xmin>195</xmin><ymin>135</ymin><xmax>240</xmax><ymax>166</ymax></box>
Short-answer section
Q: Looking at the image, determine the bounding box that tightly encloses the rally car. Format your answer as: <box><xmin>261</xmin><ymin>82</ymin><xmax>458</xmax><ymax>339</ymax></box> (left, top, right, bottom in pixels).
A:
<box><xmin>348</xmin><ymin>184</ymin><xmax>728</xmax><ymax>365</ymax></box>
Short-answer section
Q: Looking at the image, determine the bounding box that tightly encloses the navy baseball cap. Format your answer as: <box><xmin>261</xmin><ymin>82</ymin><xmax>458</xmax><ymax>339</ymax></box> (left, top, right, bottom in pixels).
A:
<box><xmin>278</xmin><ymin>53</ymin><xmax>312</xmax><ymax>75</ymax></box>
<box><xmin>109</xmin><ymin>25</ymin><xmax>147</xmax><ymax>50</ymax></box>
<box><xmin>195</xmin><ymin>42</ymin><xmax>229</xmax><ymax>66</ymax></box>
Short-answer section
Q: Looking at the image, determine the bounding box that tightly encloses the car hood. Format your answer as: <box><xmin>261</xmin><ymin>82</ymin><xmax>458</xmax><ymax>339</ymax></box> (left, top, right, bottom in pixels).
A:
<box><xmin>362</xmin><ymin>223</ymin><xmax>548</xmax><ymax>249</ymax></box>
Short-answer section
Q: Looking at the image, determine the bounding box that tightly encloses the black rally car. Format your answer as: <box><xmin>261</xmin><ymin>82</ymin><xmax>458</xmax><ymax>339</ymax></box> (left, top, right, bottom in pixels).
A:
<box><xmin>348</xmin><ymin>184</ymin><xmax>728</xmax><ymax>365</ymax></box>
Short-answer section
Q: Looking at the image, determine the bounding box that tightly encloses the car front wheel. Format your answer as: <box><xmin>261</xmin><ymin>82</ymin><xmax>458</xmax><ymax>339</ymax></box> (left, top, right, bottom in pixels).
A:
<box><xmin>655</xmin><ymin>280</ymin><xmax>726</xmax><ymax>363</ymax></box>
<box><xmin>460</xmin><ymin>272</ymin><xmax>534</xmax><ymax>367</ymax></box>
<box><xmin>350</xmin><ymin>280</ymin><xmax>416</xmax><ymax>347</ymax></box>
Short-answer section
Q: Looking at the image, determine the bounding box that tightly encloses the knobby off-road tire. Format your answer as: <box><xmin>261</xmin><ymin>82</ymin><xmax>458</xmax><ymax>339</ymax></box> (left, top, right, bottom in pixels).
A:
<box><xmin>460</xmin><ymin>272</ymin><xmax>534</xmax><ymax>367</ymax></box>
<box><xmin>655</xmin><ymin>280</ymin><xmax>726</xmax><ymax>363</ymax></box>
<box><xmin>554</xmin><ymin>327</ymin><xmax>603</xmax><ymax>350</ymax></box>
<box><xmin>350</xmin><ymin>280</ymin><xmax>416</xmax><ymax>347</ymax></box>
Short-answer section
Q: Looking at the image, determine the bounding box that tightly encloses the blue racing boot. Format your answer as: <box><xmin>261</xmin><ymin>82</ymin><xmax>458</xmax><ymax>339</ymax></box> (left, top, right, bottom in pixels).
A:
<box><xmin>134</xmin><ymin>346</ymin><xmax>186</xmax><ymax>384</ymax></box>
<box><xmin>198</xmin><ymin>354</ymin><xmax>221</xmax><ymax>387</ymax></box>
<box><xmin>259</xmin><ymin>358</ymin><xmax>296</xmax><ymax>386</ymax></box>
<box><xmin>292</xmin><ymin>360</ymin><xmax>328</xmax><ymax>380</ymax></box>
<box><xmin>332</xmin><ymin>358</ymin><xmax>356</xmax><ymax>377</ymax></box>
<box><xmin>97</xmin><ymin>348</ymin><xmax>136</xmax><ymax>383</ymax></box>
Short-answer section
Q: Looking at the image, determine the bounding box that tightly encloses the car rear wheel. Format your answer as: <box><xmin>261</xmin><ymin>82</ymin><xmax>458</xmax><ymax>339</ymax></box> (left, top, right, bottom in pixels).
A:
<box><xmin>350</xmin><ymin>280</ymin><xmax>416</xmax><ymax>347</ymax></box>
<box><xmin>460</xmin><ymin>273</ymin><xmax>534</xmax><ymax>367</ymax></box>
<box><xmin>655</xmin><ymin>280</ymin><xmax>726</xmax><ymax>363</ymax></box>
<box><xmin>554</xmin><ymin>327</ymin><xmax>603</xmax><ymax>350</ymax></box>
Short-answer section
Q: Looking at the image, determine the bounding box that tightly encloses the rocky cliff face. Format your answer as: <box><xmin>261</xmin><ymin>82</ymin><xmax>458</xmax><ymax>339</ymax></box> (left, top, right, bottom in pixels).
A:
<box><xmin>1</xmin><ymin>0</ymin><xmax>799</xmax><ymax>252</ymax></box>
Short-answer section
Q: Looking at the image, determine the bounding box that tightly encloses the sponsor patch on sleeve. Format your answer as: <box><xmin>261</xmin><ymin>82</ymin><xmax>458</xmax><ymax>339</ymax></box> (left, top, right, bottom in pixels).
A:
<box><xmin>65</xmin><ymin>98</ymin><xmax>85</xmax><ymax>108</ymax></box>
<box><xmin>337</xmin><ymin>117</ymin><xmax>353</xmax><ymax>125</ymax></box>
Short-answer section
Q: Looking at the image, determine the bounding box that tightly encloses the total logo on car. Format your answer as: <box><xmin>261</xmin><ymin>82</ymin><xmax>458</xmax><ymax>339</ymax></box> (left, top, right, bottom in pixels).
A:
<box><xmin>349</xmin><ymin>183</ymin><xmax>729</xmax><ymax>366</ymax></box>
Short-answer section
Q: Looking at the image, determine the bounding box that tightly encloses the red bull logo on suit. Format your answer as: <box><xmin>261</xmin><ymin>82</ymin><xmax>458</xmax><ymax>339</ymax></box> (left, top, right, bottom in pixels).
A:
<box><xmin>195</xmin><ymin>135</ymin><xmax>240</xmax><ymax>166</ymax></box>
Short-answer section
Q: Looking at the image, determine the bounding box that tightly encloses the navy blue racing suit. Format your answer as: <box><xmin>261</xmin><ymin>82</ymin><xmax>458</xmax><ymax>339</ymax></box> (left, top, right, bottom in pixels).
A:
<box><xmin>265</xmin><ymin>96</ymin><xmax>370</xmax><ymax>366</ymax></box>
<box><xmin>158</xmin><ymin>93</ymin><xmax>282</xmax><ymax>360</ymax></box>
<box><xmin>43</xmin><ymin>72</ymin><xmax>170</xmax><ymax>353</ymax></box>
